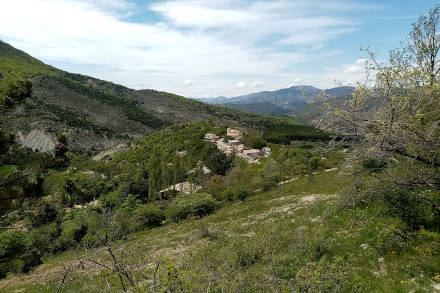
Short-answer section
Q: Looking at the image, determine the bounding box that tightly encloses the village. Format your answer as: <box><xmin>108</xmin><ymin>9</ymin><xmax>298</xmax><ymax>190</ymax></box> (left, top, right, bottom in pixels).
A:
<box><xmin>204</xmin><ymin>128</ymin><xmax>271</xmax><ymax>164</ymax></box>
<box><xmin>158</xmin><ymin>128</ymin><xmax>272</xmax><ymax>196</ymax></box>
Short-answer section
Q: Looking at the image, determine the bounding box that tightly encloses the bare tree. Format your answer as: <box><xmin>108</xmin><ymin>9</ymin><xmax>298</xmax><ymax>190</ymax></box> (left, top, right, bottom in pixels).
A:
<box><xmin>319</xmin><ymin>6</ymin><xmax>440</xmax><ymax>192</ymax></box>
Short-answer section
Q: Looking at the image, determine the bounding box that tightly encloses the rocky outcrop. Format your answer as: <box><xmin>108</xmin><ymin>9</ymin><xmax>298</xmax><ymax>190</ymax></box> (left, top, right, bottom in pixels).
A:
<box><xmin>92</xmin><ymin>143</ymin><xmax>128</xmax><ymax>161</ymax></box>
<box><xmin>18</xmin><ymin>130</ymin><xmax>56</xmax><ymax>153</ymax></box>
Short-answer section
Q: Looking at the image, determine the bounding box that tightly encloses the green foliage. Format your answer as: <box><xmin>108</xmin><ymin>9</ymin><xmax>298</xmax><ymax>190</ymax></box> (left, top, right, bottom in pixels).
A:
<box><xmin>56</xmin><ymin>209</ymin><xmax>109</xmax><ymax>250</ymax></box>
<box><xmin>243</xmin><ymin>133</ymin><xmax>266</xmax><ymax>149</ymax></box>
<box><xmin>263</xmin><ymin>124</ymin><xmax>330</xmax><ymax>144</ymax></box>
<box><xmin>133</xmin><ymin>204</ymin><xmax>165</xmax><ymax>228</ymax></box>
<box><xmin>167</xmin><ymin>193</ymin><xmax>217</xmax><ymax>222</ymax></box>
<box><xmin>27</xmin><ymin>200</ymin><xmax>59</xmax><ymax>228</ymax></box>
<box><xmin>221</xmin><ymin>186</ymin><xmax>253</xmax><ymax>202</ymax></box>
<box><xmin>308</xmin><ymin>155</ymin><xmax>320</xmax><ymax>171</ymax></box>
<box><xmin>204</xmin><ymin>151</ymin><xmax>234</xmax><ymax>175</ymax></box>
<box><xmin>361</xmin><ymin>158</ymin><xmax>387</xmax><ymax>173</ymax></box>
<box><xmin>45</xmin><ymin>75</ymin><xmax>168</xmax><ymax>129</ymax></box>
<box><xmin>63</xmin><ymin>172</ymin><xmax>113</xmax><ymax>205</ymax></box>
<box><xmin>27</xmin><ymin>223</ymin><xmax>59</xmax><ymax>255</ymax></box>
<box><xmin>0</xmin><ymin>230</ymin><xmax>41</xmax><ymax>278</ymax></box>
<box><xmin>0</xmin><ymin>130</ymin><xmax>12</xmax><ymax>154</ymax></box>
<box><xmin>2</xmin><ymin>78</ymin><xmax>32</xmax><ymax>106</ymax></box>
<box><xmin>373</xmin><ymin>219</ymin><xmax>407</xmax><ymax>254</ymax></box>
<box><xmin>383</xmin><ymin>188</ymin><xmax>440</xmax><ymax>230</ymax></box>
<box><xmin>294</xmin><ymin>256</ymin><xmax>347</xmax><ymax>292</ymax></box>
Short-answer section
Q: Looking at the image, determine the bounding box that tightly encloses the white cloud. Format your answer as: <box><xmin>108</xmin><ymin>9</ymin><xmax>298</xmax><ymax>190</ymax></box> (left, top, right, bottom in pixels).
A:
<box><xmin>235</xmin><ymin>81</ymin><xmax>248</xmax><ymax>89</ymax></box>
<box><xmin>250</xmin><ymin>80</ymin><xmax>264</xmax><ymax>88</ymax></box>
<box><xmin>0</xmin><ymin>0</ymin><xmax>379</xmax><ymax>97</ymax></box>
<box><xmin>343</xmin><ymin>58</ymin><xmax>368</xmax><ymax>73</ymax></box>
<box><xmin>182</xmin><ymin>80</ymin><xmax>196</xmax><ymax>86</ymax></box>
<box><xmin>82</xmin><ymin>0</ymin><xmax>135</xmax><ymax>15</ymax></box>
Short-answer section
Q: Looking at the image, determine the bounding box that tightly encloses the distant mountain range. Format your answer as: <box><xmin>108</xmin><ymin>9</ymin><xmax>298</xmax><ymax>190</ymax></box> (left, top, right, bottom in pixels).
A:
<box><xmin>196</xmin><ymin>85</ymin><xmax>355</xmax><ymax>117</ymax></box>
<box><xmin>220</xmin><ymin>101</ymin><xmax>291</xmax><ymax>115</ymax></box>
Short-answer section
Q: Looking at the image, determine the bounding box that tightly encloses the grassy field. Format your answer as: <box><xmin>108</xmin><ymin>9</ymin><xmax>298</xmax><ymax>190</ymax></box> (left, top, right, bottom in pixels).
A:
<box><xmin>1</xmin><ymin>170</ymin><xmax>439</xmax><ymax>292</ymax></box>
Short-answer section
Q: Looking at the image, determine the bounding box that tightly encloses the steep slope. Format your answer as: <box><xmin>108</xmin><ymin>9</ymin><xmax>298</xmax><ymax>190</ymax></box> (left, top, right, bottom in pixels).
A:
<box><xmin>0</xmin><ymin>41</ymin><xmax>299</xmax><ymax>152</ymax></box>
<box><xmin>2</xmin><ymin>171</ymin><xmax>439</xmax><ymax>292</ymax></box>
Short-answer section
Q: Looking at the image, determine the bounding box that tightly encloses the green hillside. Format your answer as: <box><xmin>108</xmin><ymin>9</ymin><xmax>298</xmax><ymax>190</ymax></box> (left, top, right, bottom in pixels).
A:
<box><xmin>1</xmin><ymin>5</ymin><xmax>440</xmax><ymax>292</ymax></box>
<box><xmin>221</xmin><ymin>101</ymin><xmax>292</xmax><ymax>115</ymax></box>
<box><xmin>0</xmin><ymin>41</ymin><xmax>303</xmax><ymax>152</ymax></box>
<box><xmin>0</xmin><ymin>131</ymin><xmax>439</xmax><ymax>291</ymax></box>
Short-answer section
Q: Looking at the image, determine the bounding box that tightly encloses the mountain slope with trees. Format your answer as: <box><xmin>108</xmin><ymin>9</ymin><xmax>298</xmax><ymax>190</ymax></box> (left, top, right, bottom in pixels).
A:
<box><xmin>0</xmin><ymin>41</ymin><xmax>302</xmax><ymax>152</ymax></box>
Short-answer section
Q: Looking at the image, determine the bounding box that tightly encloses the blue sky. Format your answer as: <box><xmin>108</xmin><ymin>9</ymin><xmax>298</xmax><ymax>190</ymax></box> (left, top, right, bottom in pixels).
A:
<box><xmin>0</xmin><ymin>0</ymin><xmax>438</xmax><ymax>98</ymax></box>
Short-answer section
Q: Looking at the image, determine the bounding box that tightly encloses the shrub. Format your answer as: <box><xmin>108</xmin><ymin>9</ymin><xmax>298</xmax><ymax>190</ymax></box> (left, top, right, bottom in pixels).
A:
<box><xmin>221</xmin><ymin>186</ymin><xmax>253</xmax><ymax>202</ymax></box>
<box><xmin>64</xmin><ymin>173</ymin><xmax>112</xmax><ymax>205</ymax></box>
<box><xmin>2</xmin><ymin>78</ymin><xmax>32</xmax><ymax>107</ymax></box>
<box><xmin>308</xmin><ymin>156</ymin><xmax>320</xmax><ymax>171</ymax></box>
<box><xmin>383</xmin><ymin>188</ymin><xmax>440</xmax><ymax>230</ymax></box>
<box><xmin>0</xmin><ymin>230</ymin><xmax>40</xmax><ymax>278</ymax></box>
<box><xmin>295</xmin><ymin>256</ymin><xmax>347</xmax><ymax>292</ymax></box>
<box><xmin>0</xmin><ymin>230</ymin><xmax>27</xmax><ymax>261</ymax></box>
<box><xmin>167</xmin><ymin>193</ymin><xmax>217</xmax><ymax>222</ymax></box>
<box><xmin>361</xmin><ymin>158</ymin><xmax>387</xmax><ymax>173</ymax></box>
<box><xmin>133</xmin><ymin>204</ymin><xmax>165</xmax><ymax>228</ymax></box>
<box><xmin>373</xmin><ymin>219</ymin><xmax>407</xmax><ymax>254</ymax></box>
<box><xmin>243</xmin><ymin>133</ymin><xmax>266</xmax><ymax>149</ymax></box>
<box><xmin>28</xmin><ymin>200</ymin><xmax>59</xmax><ymax>228</ymax></box>
<box><xmin>56</xmin><ymin>219</ymin><xmax>87</xmax><ymax>250</ymax></box>
<box><xmin>28</xmin><ymin>223</ymin><xmax>59</xmax><ymax>255</ymax></box>
<box><xmin>205</xmin><ymin>151</ymin><xmax>234</xmax><ymax>175</ymax></box>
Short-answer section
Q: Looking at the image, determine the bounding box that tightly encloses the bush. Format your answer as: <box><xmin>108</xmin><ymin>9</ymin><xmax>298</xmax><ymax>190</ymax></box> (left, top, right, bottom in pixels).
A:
<box><xmin>167</xmin><ymin>193</ymin><xmax>217</xmax><ymax>222</ymax></box>
<box><xmin>375</xmin><ymin>187</ymin><xmax>440</xmax><ymax>231</ymax></box>
<box><xmin>361</xmin><ymin>158</ymin><xmax>387</xmax><ymax>173</ymax></box>
<box><xmin>28</xmin><ymin>223</ymin><xmax>59</xmax><ymax>255</ymax></box>
<box><xmin>308</xmin><ymin>156</ymin><xmax>320</xmax><ymax>171</ymax></box>
<box><xmin>221</xmin><ymin>186</ymin><xmax>253</xmax><ymax>202</ymax></box>
<box><xmin>56</xmin><ymin>209</ymin><xmax>106</xmax><ymax>250</ymax></box>
<box><xmin>133</xmin><ymin>204</ymin><xmax>165</xmax><ymax>228</ymax></box>
<box><xmin>243</xmin><ymin>133</ymin><xmax>266</xmax><ymax>149</ymax></box>
<box><xmin>0</xmin><ymin>230</ymin><xmax>40</xmax><ymax>278</ymax></box>
<box><xmin>64</xmin><ymin>173</ymin><xmax>112</xmax><ymax>205</ymax></box>
<box><xmin>28</xmin><ymin>200</ymin><xmax>59</xmax><ymax>228</ymax></box>
<box><xmin>2</xmin><ymin>78</ymin><xmax>32</xmax><ymax>107</ymax></box>
<box><xmin>205</xmin><ymin>151</ymin><xmax>234</xmax><ymax>175</ymax></box>
<box><xmin>373</xmin><ymin>219</ymin><xmax>407</xmax><ymax>254</ymax></box>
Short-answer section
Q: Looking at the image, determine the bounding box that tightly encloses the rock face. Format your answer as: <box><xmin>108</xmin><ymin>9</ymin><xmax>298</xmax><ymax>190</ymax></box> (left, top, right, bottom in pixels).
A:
<box><xmin>18</xmin><ymin>130</ymin><xmax>56</xmax><ymax>153</ymax></box>
<box><xmin>92</xmin><ymin>143</ymin><xmax>128</xmax><ymax>161</ymax></box>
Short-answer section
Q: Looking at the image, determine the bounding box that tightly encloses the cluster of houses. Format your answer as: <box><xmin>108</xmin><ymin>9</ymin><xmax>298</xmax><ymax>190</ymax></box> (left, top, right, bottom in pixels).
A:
<box><xmin>204</xmin><ymin>128</ymin><xmax>271</xmax><ymax>164</ymax></box>
<box><xmin>158</xmin><ymin>128</ymin><xmax>272</xmax><ymax>197</ymax></box>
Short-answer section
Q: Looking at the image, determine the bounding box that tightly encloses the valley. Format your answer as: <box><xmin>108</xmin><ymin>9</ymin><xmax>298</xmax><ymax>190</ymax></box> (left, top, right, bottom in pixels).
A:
<box><xmin>1</xmin><ymin>3</ymin><xmax>440</xmax><ymax>293</ymax></box>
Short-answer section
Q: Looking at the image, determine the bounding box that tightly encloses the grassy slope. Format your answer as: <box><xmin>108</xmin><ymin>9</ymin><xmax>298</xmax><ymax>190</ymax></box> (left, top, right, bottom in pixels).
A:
<box><xmin>0</xmin><ymin>41</ymin><xmax>59</xmax><ymax>92</ymax></box>
<box><xmin>1</xmin><ymin>171</ymin><xmax>439</xmax><ymax>292</ymax></box>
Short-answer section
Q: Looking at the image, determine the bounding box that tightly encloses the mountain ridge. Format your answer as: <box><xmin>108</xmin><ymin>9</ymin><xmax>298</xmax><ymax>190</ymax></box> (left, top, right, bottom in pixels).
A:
<box><xmin>198</xmin><ymin>85</ymin><xmax>354</xmax><ymax>105</ymax></box>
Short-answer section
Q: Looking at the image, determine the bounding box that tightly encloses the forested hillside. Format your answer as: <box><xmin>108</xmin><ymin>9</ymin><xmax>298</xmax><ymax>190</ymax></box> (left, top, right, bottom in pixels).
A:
<box><xmin>0</xmin><ymin>41</ymin><xmax>303</xmax><ymax>152</ymax></box>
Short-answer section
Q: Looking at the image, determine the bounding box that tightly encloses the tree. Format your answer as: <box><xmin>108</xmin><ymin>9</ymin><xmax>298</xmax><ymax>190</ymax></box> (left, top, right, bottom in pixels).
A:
<box><xmin>319</xmin><ymin>6</ymin><xmax>440</xmax><ymax>227</ymax></box>
<box><xmin>2</xmin><ymin>78</ymin><xmax>32</xmax><ymax>107</ymax></box>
